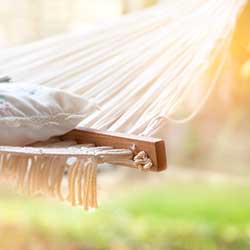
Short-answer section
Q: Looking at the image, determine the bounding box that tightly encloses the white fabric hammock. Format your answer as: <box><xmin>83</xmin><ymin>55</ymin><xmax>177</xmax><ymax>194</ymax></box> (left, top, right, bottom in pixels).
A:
<box><xmin>0</xmin><ymin>0</ymin><xmax>247</xmax><ymax>137</ymax></box>
<box><xmin>0</xmin><ymin>0</ymin><xmax>248</xmax><ymax>211</ymax></box>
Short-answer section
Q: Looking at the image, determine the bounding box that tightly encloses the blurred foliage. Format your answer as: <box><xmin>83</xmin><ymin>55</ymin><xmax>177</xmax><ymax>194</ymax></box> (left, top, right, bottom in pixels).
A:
<box><xmin>231</xmin><ymin>4</ymin><xmax>250</xmax><ymax>107</ymax></box>
<box><xmin>1</xmin><ymin>181</ymin><xmax>250</xmax><ymax>250</ymax></box>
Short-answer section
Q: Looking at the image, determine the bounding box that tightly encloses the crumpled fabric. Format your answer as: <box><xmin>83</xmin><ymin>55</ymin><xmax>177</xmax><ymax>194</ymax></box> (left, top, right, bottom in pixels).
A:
<box><xmin>0</xmin><ymin>82</ymin><xmax>97</xmax><ymax>146</ymax></box>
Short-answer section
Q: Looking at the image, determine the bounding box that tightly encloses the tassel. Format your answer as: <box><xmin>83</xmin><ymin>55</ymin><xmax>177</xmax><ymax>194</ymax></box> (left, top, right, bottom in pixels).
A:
<box><xmin>0</xmin><ymin>140</ymin><xmax>151</xmax><ymax>211</ymax></box>
<box><xmin>67</xmin><ymin>157</ymin><xmax>97</xmax><ymax>210</ymax></box>
<box><xmin>0</xmin><ymin>152</ymin><xmax>98</xmax><ymax>210</ymax></box>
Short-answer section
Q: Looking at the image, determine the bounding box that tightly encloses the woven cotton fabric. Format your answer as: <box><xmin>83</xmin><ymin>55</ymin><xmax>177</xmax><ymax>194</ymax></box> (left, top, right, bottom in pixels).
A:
<box><xmin>0</xmin><ymin>0</ymin><xmax>246</xmax><ymax>136</ymax></box>
<box><xmin>0</xmin><ymin>83</ymin><xmax>97</xmax><ymax>146</ymax></box>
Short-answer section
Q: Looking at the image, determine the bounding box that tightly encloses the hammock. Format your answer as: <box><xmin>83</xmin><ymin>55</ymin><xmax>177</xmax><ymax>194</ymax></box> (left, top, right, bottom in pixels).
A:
<box><xmin>0</xmin><ymin>0</ymin><xmax>248</xmax><ymax>210</ymax></box>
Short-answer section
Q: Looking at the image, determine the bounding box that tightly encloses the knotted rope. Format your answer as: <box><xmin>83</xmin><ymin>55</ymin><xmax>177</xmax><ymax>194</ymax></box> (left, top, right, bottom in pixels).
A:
<box><xmin>0</xmin><ymin>139</ymin><xmax>153</xmax><ymax>211</ymax></box>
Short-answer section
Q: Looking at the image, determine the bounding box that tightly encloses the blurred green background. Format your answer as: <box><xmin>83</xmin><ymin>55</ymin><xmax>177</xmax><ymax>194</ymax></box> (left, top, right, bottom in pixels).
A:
<box><xmin>0</xmin><ymin>1</ymin><xmax>249</xmax><ymax>250</ymax></box>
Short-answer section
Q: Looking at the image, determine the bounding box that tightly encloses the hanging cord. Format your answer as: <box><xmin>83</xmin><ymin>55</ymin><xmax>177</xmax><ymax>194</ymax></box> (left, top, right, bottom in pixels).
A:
<box><xmin>0</xmin><ymin>140</ymin><xmax>153</xmax><ymax>211</ymax></box>
<box><xmin>0</xmin><ymin>0</ymin><xmax>245</xmax><ymax>137</ymax></box>
<box><xmin>165</xmin><ymin>6</ymin><xmax>240</xmax><ymax>124</ymax></box>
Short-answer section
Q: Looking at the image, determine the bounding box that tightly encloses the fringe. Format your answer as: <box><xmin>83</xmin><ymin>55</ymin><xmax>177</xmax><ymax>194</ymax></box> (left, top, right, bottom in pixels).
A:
<box><xmin>0</xmin><ymin>153</ymin><xmax>97</xmax><ymax>211</ymax></box>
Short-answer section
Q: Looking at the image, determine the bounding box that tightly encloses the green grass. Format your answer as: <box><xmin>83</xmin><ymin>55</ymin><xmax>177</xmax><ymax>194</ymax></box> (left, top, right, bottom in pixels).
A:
<box><xmin>0</xmin><ymin>181</ymin><xmax>250</xmax><ymax>250</ymax></box>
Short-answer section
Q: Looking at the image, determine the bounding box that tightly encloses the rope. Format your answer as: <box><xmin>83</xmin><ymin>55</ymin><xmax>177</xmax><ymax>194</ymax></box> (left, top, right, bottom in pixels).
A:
<box><xmin>0</xmin><ymin>139</ymin><xmax>153</xmax><ymax>210</ymax></box>
<box><xmin>0</xmin><ymin>0</ymin><xmax>247</xmax><ymax>136</ymax></box>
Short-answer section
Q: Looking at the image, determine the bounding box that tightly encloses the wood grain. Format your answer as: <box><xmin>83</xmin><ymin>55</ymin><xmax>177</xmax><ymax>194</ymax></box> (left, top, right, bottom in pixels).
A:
<box><xmin>61</xmin><ymin>128</ymin><xmax>167</xmax><ymax>172</ymax></box>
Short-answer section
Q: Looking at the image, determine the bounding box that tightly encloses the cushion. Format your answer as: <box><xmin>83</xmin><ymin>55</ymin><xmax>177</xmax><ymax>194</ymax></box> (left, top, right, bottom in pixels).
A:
<box><xmin>0</xmin><ymin>82</ymin><xmax>97</xmax><ymax>146</ymax></box>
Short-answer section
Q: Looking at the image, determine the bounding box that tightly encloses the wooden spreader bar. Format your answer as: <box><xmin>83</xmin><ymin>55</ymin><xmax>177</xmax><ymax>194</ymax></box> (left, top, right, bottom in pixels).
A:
<box><xmin>61</xmin><ymin>128</ymin><xmax>167</xmax><ymax>172</ymax></box>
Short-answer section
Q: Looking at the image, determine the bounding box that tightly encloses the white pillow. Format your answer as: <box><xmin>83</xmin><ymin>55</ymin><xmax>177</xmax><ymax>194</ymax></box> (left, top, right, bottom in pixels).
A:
<box><xmin>0</xmin><ymin>83</ymin><xmax>97</xmax><ymax>146</ymax></box>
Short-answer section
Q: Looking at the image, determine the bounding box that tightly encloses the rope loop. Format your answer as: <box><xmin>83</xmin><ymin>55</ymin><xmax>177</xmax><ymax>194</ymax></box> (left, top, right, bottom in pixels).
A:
<box><xmin>133</xmin><ymin>151</ymin><xmax>153</xmax><ymax>170</ymax></box>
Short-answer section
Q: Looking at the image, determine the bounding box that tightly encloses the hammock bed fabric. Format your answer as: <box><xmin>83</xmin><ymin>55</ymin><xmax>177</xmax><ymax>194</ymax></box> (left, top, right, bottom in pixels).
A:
<box><xmin>0</xmin><ymin>0</ymin><xmax>248</xmax><ymax>210</ymax></box>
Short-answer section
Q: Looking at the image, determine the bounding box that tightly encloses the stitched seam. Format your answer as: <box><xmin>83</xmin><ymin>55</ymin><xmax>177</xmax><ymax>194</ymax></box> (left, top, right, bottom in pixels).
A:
<box><xmin>0</xmin><ymin>112</ymin><xmax>84</xmax><ymax>120</ymax></box>
<box><xmin>0</xmin><ymin>113</ymin><xmax>85</xmax><ymax>128</ymax></box>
